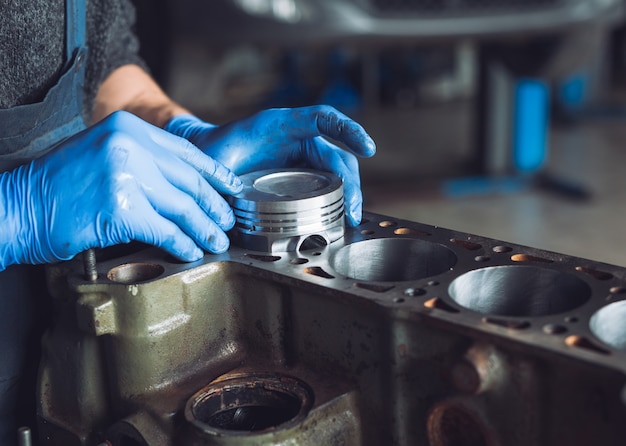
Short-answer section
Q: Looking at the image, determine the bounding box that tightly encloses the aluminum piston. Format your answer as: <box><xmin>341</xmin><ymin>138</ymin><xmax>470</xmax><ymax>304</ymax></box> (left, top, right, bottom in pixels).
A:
<box><xmin>226</xmin><ymin>169</ymin><xmax>345</xmax><ymax>252</ymax></box>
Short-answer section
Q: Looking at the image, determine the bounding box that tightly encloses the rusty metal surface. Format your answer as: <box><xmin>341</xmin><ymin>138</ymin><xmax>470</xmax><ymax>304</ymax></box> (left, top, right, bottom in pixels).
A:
<box><xmin>38</xmin><ymin>211</ymin><xmax>626</xmax><ymax>445</ymax></box>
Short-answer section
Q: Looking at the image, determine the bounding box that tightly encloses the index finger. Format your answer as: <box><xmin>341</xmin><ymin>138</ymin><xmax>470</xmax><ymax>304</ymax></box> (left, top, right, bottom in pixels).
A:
<box><xmin>289</xmin><ymin>105</ymin><xmax>377</xmax><ymax>158</ymax></box>
<box><xmin>148</xmin><ymin>123</ymin><xmax>244</xmax><ymax>195</ymax></box>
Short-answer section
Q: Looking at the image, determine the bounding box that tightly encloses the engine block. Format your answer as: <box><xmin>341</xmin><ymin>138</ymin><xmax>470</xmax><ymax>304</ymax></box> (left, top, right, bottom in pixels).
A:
<box><xmin>38</xmin><ymin>209</ymin><xmax>626</xmax><ymax>445</ymax></box>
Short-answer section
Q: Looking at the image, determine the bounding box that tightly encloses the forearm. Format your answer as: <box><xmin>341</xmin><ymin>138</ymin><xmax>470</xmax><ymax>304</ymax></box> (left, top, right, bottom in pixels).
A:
<box><xmin>92</xmin><ymin>64</ymin><xmax>190</xmax><ymax>128</ymax></box>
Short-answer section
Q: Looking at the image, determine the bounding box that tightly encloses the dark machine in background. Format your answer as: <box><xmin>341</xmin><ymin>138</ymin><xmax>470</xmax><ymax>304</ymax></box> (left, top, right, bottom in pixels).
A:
<box><xmin>165</xmin><ymin>0</ymin><xmax>620</xmax><ymax>45</ymax></box>
<box><xmin>134</xmin><ymin>0</ymin><xmax>624</xmax><ymax>181</ymax></box>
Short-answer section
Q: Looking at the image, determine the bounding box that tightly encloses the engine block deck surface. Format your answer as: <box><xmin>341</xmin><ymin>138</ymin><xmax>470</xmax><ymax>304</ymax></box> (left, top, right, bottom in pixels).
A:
<box><xmin>38</xmin><ymin>211</ymin><xmax>626</xmax><ymax>445</ymax></box>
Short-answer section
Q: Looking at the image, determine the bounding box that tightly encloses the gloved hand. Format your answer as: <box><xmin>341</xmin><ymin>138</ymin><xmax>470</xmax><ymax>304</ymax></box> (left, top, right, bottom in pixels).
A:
<box><xmin>0</xmin><ymin>111</ymin><xmax>243</xmax><ymax>271</ymax></box>
<box><xmin>164</xmin><ymin>105</ymin><xmax>376</xmax><ymax>226</ymax></box>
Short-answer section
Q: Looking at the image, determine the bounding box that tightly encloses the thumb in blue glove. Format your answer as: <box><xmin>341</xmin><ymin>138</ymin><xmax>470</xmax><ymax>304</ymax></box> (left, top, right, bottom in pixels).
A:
<box><xmin>164</xmin><ymin>105</ymin><xmax>376</xmax><ymax>226</ymax></box>
<box><xmin>0</xmin><ymin>111</ymin><xmax>243</xmax><ymax>271</ymax></box>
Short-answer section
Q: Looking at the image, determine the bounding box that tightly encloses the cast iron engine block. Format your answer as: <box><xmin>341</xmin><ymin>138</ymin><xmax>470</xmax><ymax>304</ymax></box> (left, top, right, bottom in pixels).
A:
<box><xmin>38</xmin><ymin>210</ymin><xmax>626</xmax><ymax>445</ymax></box>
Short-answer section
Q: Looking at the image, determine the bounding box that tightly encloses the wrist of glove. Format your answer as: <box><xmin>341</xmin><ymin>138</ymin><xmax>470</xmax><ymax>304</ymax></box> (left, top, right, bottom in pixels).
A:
<box><xmin>1</xmin><ymin>167</ymin><xmax>30</xmax><ymax>269</ymax></box>
<box><xmin>1</xmin><ymin>164</ymin><xmax>56</xmax><ymax>269</ymax></box>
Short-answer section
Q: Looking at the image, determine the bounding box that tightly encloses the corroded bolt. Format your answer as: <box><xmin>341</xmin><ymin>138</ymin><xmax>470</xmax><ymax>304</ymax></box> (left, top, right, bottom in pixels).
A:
<box><xmin>450</xmin><ymin>344</ymin><xmax>502</xmax><ymax>395</ymax></box>
<box><xmin>83</xmin><ymin>248</ymin><xmax>97</xmax><ymax>281</ymax></box>
<box><xmin>450</xmin><ymin>359</ymin><xmax>482</xmax><ymax>394</ymax></box>
<box><xmin>17</xmin><ymin>427</ymin><xmax>32</xmax><ymax>446</ymax></box>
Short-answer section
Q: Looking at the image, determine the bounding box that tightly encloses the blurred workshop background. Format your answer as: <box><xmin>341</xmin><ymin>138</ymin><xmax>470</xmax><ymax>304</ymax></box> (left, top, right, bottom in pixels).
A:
<box><xmin>133</xmin><ymin>0</ymin><xmax>626</xmax><ymax>266</ymax></box>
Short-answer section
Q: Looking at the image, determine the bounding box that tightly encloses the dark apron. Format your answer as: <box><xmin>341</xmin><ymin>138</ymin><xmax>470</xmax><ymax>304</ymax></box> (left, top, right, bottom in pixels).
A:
<box><xmin>0</xmin><ymin>0</ymin><xmax>87</xmax><ymax>443</ymax></box>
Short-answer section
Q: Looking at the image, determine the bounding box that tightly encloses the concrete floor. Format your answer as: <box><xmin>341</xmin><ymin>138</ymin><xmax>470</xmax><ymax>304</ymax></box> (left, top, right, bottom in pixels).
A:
<box><xmin>362</xmin><ymin>107</ymin><xmax>626</xmax><ymax>267</ymax></box>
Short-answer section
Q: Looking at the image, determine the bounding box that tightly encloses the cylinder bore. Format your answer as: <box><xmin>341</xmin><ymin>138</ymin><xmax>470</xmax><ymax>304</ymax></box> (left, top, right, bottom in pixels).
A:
<box><xmin>448</xmin><ymin>265</ymin><xmax>591</xmax><ymax>317</ymax></box>
<box><xmin>107</xmin><ymin>263</ymin><xmax>164</xmax><ymax>284</ymax></box>
<box><xmin>330</xmin><ymin>238</ymin><xmax>457</xmax><ymax>282</ymax></box>
<box><xmin>590</xmin><ymin>301</ymin><xmax>626</xmax><ymax>351</ymax></box>
<box><xmin>185</xmin><ymin>373</ymin><xmax>313</xmax><ymax>435</ymax></box>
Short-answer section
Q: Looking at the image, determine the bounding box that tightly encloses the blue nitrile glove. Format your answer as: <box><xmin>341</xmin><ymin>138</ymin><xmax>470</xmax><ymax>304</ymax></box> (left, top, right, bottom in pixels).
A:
<box><xmin>164</xmin><ymin>105</ymin><xmax>376</xmax><ymax>226</ymax></box>
<box><xmin>0</xmin><ymin>111</ymin><xmax>243</xmax><ymax>271</ymax></box>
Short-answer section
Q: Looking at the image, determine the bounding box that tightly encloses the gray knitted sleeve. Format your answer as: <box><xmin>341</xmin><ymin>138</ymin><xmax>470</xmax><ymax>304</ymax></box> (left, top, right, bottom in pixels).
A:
<box><xmin>85</xmin><ymin>0</ymin><xmax>148</xmax><ymax>121</ymax></box>
<box><xmin>0</xmin><ymin>0</ymin><xmax>65</xmax><ymax>109</ymax></box>
<box><xmin>0</xmin><ymin>0</ymin><xmax>147</xmax><ymax>120</ymax></box>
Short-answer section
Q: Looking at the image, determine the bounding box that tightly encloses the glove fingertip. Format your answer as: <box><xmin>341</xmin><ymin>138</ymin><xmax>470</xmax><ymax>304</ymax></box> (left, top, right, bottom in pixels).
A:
<box><xmin>191</xmin><ymin>247</ymin><xmax>205</xmax><ymax>260</ymax></box>
<box><xmin>363</xmin><ymin>137</ymin><xmax>377</xmax><ymax>157</ymax></box>
<box><xmin>214</xmin><ymin>179</ymin><xmax>243</xmax><ymax>198</ymax></box>
<box><xmin>227</xmin><ymin>174</ymin><xmax>244</xmax><ymax>193</ymax></box>
<box><xmin>206</xmin><ymin>161</ymin><xmax>243</xmax><ymax>195</ymax></box>
<box><xmin>347</xmin><ymin>210</ymin><xmax>361</xmax><ymax>227</ymax></box>
<box><xmin>217</xmin><ymin>210</ymin><xmax>237</xmax><ymax>232</ymax></box>
<box><xmin>209</xmin><ymin>233</ymin><xmax>231</xmax><ymax>254</ymax></box>
<box><xmin>170</xmin><ymin>246</ymin><xmax>204</xmax><ymax>263</ymax></box>
<box><xmin>345</xmin><ymin>197</ymin><xmax>362</xmax><ymax>228</ymax></box>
